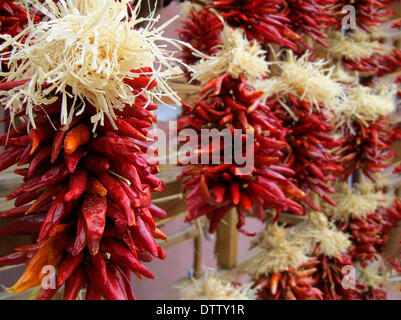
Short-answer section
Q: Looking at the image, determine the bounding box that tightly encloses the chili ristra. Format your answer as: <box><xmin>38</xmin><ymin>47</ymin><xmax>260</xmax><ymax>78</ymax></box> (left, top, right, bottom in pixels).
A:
<box><xmin>0</xmin><ymin>68</ymin><xmax>169</xmax><ymax>300</ymax></box>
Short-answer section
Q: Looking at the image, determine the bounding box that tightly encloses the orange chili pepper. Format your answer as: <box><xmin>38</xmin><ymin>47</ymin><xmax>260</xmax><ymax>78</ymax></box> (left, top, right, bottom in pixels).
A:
<box><xmin>6</xmin><ymin>235</ymin><xmax>65</xmax><ymax>294</ymax></box>
<box><xmin>64</xmin><ymin>124</ymin><xmax>90</xmax><ymax>155</ymax></box>
<box><xmin>86</xmin><ymin>177</ymin><xmax>107</xmax><ymax>197</ymax></box>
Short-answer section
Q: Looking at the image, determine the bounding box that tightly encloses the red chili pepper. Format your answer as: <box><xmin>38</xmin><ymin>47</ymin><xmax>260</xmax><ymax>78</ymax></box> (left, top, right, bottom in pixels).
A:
<box><xmin>64</xmin><ymin>147</ymin><xmax>85</xmax><ymax>173</ymax></box>
<box><xmin>0</xmin><ymin>213</ymin><xmax>46</xmax><ymax>236</ymax></box>
<box><xmin>85</xmin><ymin>281</ymin><xmax>102</xmax><ymax>300</ymax></box>
<box><xmin>38</xmin><ymin>187</ymin><xmax>74</xmax><ymax>241</ymax></box>
<box><xmin>81</xmin><ymin>194</ymin><xmax>107</xmax><ymax>255</ymax></box>
<box><xmin>64</xmin><ymin>169</ymin><xmax>88</xmax><ymax>202</ymax></box>
<box><xmin>63</xmin><ymin>267</ymin><xmax>86</xmax><ymax>300</ymax></box>
<box><xmin>57</xmin><ymin>251</ymin><xmax>85</xmax><ymax>287</ymax></box>
<box><xmin>0</xmin><ymin>251</ymin><xmax>26</xmax><ymax>267</ymax></box>
<box><xmin>27</xmin><ymin>146</ymin><xmax>52</xmax><ymax>178</ymax></box>
<box><xmin>14</xmin><ymin>189</ymin><xmax>40</xmax><ymax>207</ymax></box>
<box><xmin>84</xmin><ymin>154</ymin><xmax>110</xmax><ymax>173</ymax></box>
<box><xmin>100</xmin><ymin>238</ymin><xmax>154</xmax><ymax>279</ymax></box>
<box><xmin>98</xmin><ymin>172</ymin><xmax>135</xmax><ymax>226</ymax></box>
<box><xmin>0</xmin><ymin>146</ymin><xmax>24</xmax><ymax>171</ymax></box>
<box><xmin>64</xmin><ymin>124</ymin><xmax>90</xmax><ymax>155</ymax></box>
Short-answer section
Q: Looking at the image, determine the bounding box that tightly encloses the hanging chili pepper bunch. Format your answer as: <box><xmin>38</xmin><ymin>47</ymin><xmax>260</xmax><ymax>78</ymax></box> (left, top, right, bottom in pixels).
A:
<box><xmin>343</xmin><ymin>48</ymin><xmax>401</xmax><ymax>77</ymax></box>
<box><xmin>321</xmin><ymin>180</ymin><xmax>387</xmax><ymax>267</ymax></box>
<box><xmin>177</xmin><ymin>7</ymin><xmax>223</xmax><ymax>67</ymax></box>
<box><xmin>280</xmin><ymin>0</ymin><xmax>338</xmax><ymax>51</ymax></box>
<box><xmin>357</xmin><ymin>264</ymin><xmax>387</xmax><ymax>300</ymax></box>
<box><xmin>253</xmin><ymin>51</ymin><xmax>346</xmax><ymax>211</ymax></box>
<box><xmin>334</xmin><ymin>85</ymin><xmax>396</xmax><ymax>182</ymax></box>
<box><xmin>323</xmin><ymin>30</ymin><xmax>401</xmax><ymax>80</ymax></box>
<box><xmin>0</xmin><ymin>0</ymin><xmax>185</xmax><ymax>300</ymax></box>
<box><xmin>376</xmin><ymin>199</ymin><xmax>401</xmax><ymax>273</ymax></box>
<box><xmin>249</xmin><ymin>212</ymin><xmax>357</xmax><ymax>300</ymax></box>
<box><xmin>293</xmin><ymin>211</ymin><xmax>366</xmax><ymax>300</ymax></box>
<box><xmin>205</xmin><ymin>0</ymin><xmax>299</xmax><ymax>51</ymax></box>
<box><xmin>254</xmin><ymin>257</ymin><xmax>324</xmax><ymax>300</ymax></box>
<box><xmin>249</xmin><ymin>224</ymin><xmax>322</xmax><ymax>300</ymax></box>
<box><xmin>331</xmin><ymin>0</ymin><xmax>397</xmax><ymax>32</ymax></box>
<box><xmin>179</xmin><ymin>73</ymin><xmax>305</xmax><ymax>234</ymax></box>
<box><xmin>178</xmin><ymin>24</ymin><xmax>307</xmax><ymax>233</ymax></box>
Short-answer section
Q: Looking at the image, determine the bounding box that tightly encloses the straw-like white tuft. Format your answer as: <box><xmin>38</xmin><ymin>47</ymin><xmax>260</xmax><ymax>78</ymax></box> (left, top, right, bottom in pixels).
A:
<box><xmin>335</xmin><ymin>84</ymin><xmax>395</xmax><ymax>127</ymax></box>
<box><xmin>246</xmin><ymin>224</ymin><xmax>309</xmax><ymax>277</ymax></box>
<box><xmin>0</xmin><ymin>0</ymin><xmax>188</xmax><ymax>129</ymax></box>
<box><xmin>178</xmin><ymin>270</ymin><xmax>256</xmax><ymax>300</ymax></box>
<box><xmin>322</xmin><ymin>180</ymin><xmax>385</xmax><ymax>222</ymax></box>
<box><xmin>325</xmin><ymin>30</ymin><xmax>383</xmax><ymax>60</ymax></box>
<box><xmin>254</xmin><ymin>50</ymin><xmax>346</xmax><ymax>112</ymax></box>
<box><xmin>292</xmin><ymin>211</ymin><xmax>351</xmax><ymax>257</ymax></box>
<box><xmin>191</xmin><ymin>22</ymin><xmax>269</xmax><ymax>84</ymax></box>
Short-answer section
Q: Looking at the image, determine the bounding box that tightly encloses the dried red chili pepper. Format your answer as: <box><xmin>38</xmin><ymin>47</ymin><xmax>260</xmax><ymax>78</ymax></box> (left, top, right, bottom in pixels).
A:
<box><xmin>179</xmin><ymin>74</ymin><xmax>305</xmax><ymax>233</ymax></box>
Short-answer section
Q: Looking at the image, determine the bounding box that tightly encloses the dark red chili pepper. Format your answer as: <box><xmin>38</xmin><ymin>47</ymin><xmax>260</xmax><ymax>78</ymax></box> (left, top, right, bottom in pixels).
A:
<box><xmin>81</xmin><ymin>194</ymin><xmax>107</xmax><ymax>255</ymax></box>
<box><xmin>63</xmin><ymin>267</ymin><xmax>86</xmax><ymax>300</ymax></box>
<box><xmin>57</xmin><ymin>251</ymin><xmax>85</xmax><ymax>287</ymax></box>
<box><xmin>100</xmin><ymin>238</ymin><xmax>154</xmax><ymax>279</ymax></box>
<box><xmin>64</xmin><ymin>169</ymin><xmax>88</xmax><ymax>202</ymax></box>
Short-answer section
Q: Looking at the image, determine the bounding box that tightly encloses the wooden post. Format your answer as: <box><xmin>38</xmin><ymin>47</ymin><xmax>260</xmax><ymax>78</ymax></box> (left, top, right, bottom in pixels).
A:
<box><xmin>193</xmin><ymin>235</ymin><xmax>202</xmax><ymax>278</ymax></box>
<box><xmin>215</xmin><ymin>208</ymin><xmax>238</xmax><ymax>269</ymax></box>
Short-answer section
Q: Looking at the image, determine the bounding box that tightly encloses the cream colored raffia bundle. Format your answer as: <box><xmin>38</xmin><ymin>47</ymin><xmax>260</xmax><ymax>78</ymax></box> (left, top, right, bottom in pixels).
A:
<box><xmin>178</xmin><ymin>271</ymin><xmax>255</xmax><ymax>300</ymax></box>
<box><xmin>322</xmin><ymin>180</ymin><xmax>385</xmax><ymax>222</ymax></box>
<box><xmin>191</xmin><ymin>22</ymin><xmax>269</xmax><ymax>84</ymax></box>
<box><xmin>325</xmin><ymin>30</ymin><xmax>383</xmax><ymax>61</ymax></box>
<box><xmin>246</xmin><ymin>224</ymin><xmax>309</xmax><ymax>277</ymax></box>
<box><xmin>253</xmin><ymin>50</ymin><xmax>346</xmax><ymax>113</ymax></box>
<box><xmin>335</xmin><ymin>84</ymin><xmax>395</xmax><ymax>127</ymax></box>
<box><xmin>358</xmin><ymin>263</ymin><xmax>385</xmax><ymax>291</ymax></box>
<box><xmin>0</xmin><ymin>0</ymin><xmax>187</xmax><ymax>129</ymax></box>
<box><xmin>292</xmin><ymin>211</ymin><xmax>351</xmax><ymax>257</ymax></box>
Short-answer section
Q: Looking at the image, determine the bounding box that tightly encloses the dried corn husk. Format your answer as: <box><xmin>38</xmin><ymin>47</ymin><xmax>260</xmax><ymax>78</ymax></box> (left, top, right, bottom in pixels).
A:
<box><xmin>325</xmin><ymin>30</ymin><xmax>383</xmax><ymax>61</ymax></box>
<box><xmin>0</xmin><ymin>0</ymin><xmax>188</xmax><ymax>130</ymax></box>
<box><xmin>322</xmin><ymin>180</ymin><xmax>385</xmax><ymax>222</ymax></box>
<box><xmin>254</xmin><ymin>50</ymin><xmax>346</xmax><ymax>112</ymax></box>
<box><xmin>335</xmin><ymin>84</ymin><xmax>395</xmax><ymax>126</ymax></box>
<box><xmin>191</xmin><ymin>22</ymin><xmax>269</xmax><ymax>84</ymax></box>
<box><xmin>245</xmin><ymin>224</ymin><xmax>309</xmax><ymax>277</ymax></box>
<box><xmin>292</xmin><ymin>211</ymin><xmax>351</xmax><ymax>257</ymax></box>
<box><xmin>178</xmin><ymin>271</ymin><xmax>255</xmax><ymax>300</ymax></box>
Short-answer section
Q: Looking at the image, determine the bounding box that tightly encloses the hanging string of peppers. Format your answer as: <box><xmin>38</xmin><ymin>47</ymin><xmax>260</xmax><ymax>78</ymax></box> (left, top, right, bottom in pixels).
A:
<box><xmin>0</xmin><ymin>0</ymin><xmax>186</xmax><ymax>300</ymax></box>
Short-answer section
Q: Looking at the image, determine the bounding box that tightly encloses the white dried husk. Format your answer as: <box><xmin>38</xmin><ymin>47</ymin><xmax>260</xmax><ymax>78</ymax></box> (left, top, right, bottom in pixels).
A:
<box><xmin>178</xmin><ymin>271</ymin><xmax>256</xmax><ymax>300</ymax></box>
<box><xmin>0</xmin><ymin>0</ymin><xmax>188</xmax><ymax>129</ymax></box>
<box><xmin>291</xmin><ymin>211</ymin><xmax>351</xmax><ymax>257</ymax></box>
<box><xmin>325</xmin><ymin>30</ymin><xmax>383</xmax><ymax>61</ymax></box>
<box><xmin>191</xmin><ymin>22</ymin><xmax>269</xmax><ymax>84</ymax></box>
<box><xmin>335</xmin><ymin>84</ymin><xmax>395</xmax><ymax>127</ymax></box>
<box><xmin>358</xmin><ymin>260</ymin><xmax>385</xmax><ymax>291</ymax></box>
<box><xmin>322</xmin><ymin>180</ymin><xmax>385</xmax><ymax>222</ymax></box>
<box><xmin>246</xmin><ymin>224</ymin><xmax>309</xmax><ymax>277</ymax></box>
<box><xmin>253</xmin><ymin>50</ymin><xmax>346</xmax><ymax>113</ymax></box>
